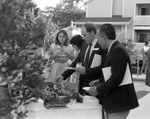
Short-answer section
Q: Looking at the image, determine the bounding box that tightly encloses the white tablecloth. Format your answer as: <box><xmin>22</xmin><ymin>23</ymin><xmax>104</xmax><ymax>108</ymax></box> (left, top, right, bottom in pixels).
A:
<box><xmin>25</xmin><ymin>102</ymin><xmax>102</xmax><ymax>119</ymax></box>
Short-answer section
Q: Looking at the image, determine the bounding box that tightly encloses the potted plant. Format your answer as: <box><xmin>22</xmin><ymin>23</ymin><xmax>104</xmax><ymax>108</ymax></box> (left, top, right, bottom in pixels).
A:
<box><xmin>0</xmin><ymin>0</ymin><xmax>58</xmax><ymax>118</ymax></box>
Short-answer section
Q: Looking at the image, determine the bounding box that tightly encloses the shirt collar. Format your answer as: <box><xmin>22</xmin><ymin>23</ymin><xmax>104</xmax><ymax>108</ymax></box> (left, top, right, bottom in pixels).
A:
<box><xmin>91</xmin><ymin>38</ymin><xmax>97</xmax><ymax>46</ymax></box>
<box><xmin>108</xmin><ymin>40</ymin><xmax>117</xmax><ymax>52</ymax></box>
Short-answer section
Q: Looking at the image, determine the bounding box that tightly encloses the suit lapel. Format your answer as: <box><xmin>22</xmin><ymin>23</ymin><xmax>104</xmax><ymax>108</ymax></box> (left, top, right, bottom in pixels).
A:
<box><xmin>81</xmin><ymin>43</ymin><xmax>88</xmax><ymax>65</ymax></box>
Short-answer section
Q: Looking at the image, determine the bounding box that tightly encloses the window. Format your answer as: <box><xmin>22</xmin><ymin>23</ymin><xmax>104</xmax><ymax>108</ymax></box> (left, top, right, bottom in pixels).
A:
<box><xmin>141</xmin><ymin>7</ymin><xmax>150</xmax><ymax>15</ymax></box>
<box><xmin>139</xmin><ymin>33</ymin><xmax>150</xmax><ymax>43</ymax></box>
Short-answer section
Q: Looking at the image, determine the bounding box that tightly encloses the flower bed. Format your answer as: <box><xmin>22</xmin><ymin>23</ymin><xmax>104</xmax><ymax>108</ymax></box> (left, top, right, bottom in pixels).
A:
<box><xmin>31</xmin><ymin>82</ymin><xmax>79</xmax><ymax>109</ymax></box>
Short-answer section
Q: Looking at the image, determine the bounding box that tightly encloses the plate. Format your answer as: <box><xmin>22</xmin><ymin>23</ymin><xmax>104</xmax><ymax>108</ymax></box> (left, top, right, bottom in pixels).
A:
<box><xmin>83</xmin><ymin>87</ymin><xmax>91</xmax><ymax>91</ymax></box>
<box><xmin>67</xmin><ymin>67</ymin><xmax>75</xmax><ymax>70</ymax></box>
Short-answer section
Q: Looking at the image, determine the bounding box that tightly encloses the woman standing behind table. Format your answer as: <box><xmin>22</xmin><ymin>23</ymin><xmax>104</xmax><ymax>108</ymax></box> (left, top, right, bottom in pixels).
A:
<box><xmin>140</xmin><ymin>41</ymin><xmax>149</xmax><ymax>74</ymax></box>
<box><xmin>69</xmin><ymin>35</ymin><xmax>85</xmax><ymax>84</ymax></box>
<box><xmin>70</xmin><ymin>35</ymin><xmax>85</xmax><ymax>58</ymax></box>
<box><xmin>48</xmin><ymin>30</ymin><xmax>75</xmax><ymax>86</ymax></box>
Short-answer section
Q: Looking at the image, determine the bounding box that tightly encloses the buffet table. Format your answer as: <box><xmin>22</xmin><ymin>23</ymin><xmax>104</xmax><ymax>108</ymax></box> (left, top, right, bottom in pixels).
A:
<box><xmin>26</xmin><ymin>102</ymin><xmax>102</xmax><ymax>119</ymax></box>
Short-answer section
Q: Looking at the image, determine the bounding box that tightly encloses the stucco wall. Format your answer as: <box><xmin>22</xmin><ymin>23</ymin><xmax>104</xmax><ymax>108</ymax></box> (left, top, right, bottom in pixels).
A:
<box><xmin>127</xmin><ymin>20</ymin><xmax>134</xmax><ymax>39</ymax></box>
<box><xmin>86</xmin><ymin>0</ymin><xmax>112</xmax><ymax>17</ymax></box>
<box><xmin>112</xmin><ymin>0</ymin><xmax>123</xmax><ymax>16</ymax></box>
<box><xmin>123</xmin><ymin>0</ymin><xmax>150</xmax><ymax>17</ymax></box>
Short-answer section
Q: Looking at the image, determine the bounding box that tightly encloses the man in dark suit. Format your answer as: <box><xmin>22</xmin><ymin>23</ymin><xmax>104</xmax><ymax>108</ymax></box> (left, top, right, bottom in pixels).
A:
<box><xmin>88</xmin><ymin>24</ymin><xmax>139</xmax><ymax>119</ymax></box>
<box><xmin>56</xmin><ymin>22</ymin><xmax>107</xmax><ymax>95</ymax></box>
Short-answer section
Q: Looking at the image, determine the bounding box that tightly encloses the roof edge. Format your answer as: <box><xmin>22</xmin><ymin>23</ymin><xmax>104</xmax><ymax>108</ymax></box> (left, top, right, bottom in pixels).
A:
<box><xmin>74</xmin><ymin>22</ymin><xmax>130</xmax><ymax>25</ymax></box>
<box><xmin>84</xmin><ymin>0</ymin><xmax>94</xmax><ymax>4</ymax></box>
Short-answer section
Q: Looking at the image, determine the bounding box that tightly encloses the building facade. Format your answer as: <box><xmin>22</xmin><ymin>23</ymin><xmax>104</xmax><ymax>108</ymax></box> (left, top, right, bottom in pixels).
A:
<box><xmin>74</xmin><ymin>0</ymin><xmax>150</xmax><ymax>51</ymax></box>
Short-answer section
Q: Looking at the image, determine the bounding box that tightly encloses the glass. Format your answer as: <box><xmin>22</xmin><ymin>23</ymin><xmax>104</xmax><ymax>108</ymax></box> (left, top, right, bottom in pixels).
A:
<box><xmin>57</xmin><ymin>48</ymin><xmax>66</xmax><ymax>61</ymax></box>
<box><xmin>76</xmin><ymin>62</ymin><xmax>82</xmax><ymax>68</ymax></box>
<box><xmin>70</xmin><ymin>98</ymin><xmax>77</xmax><ymax>105</ymax></box>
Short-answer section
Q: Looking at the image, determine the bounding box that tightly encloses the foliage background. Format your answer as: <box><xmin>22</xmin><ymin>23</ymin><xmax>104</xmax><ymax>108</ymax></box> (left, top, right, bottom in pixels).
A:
<box><xmin>0</xmin><ymin>0</ymin><xmax>57</xmax><ymax>117</ymax></box>
<box><xmin>43</xmin><ymin>0</ymin><xmax>86</xmax><ymax>28</ymax></box>
<box><xmin>0</xmin><ymin>0</ymin><xmax>85</xmax><ymax>117</ymax></box>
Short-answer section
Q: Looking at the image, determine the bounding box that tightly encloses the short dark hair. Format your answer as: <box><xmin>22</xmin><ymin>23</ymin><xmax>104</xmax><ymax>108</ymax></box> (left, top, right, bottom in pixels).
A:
<box><xmin>98</xmin><ymin>23</ymin><xmax>116</xmax><ymax>40</ymax></box>
<box><xmin>70</xmin><ymin>35</ymin><xmax>85</xmax><ymax>49</ymax></box>
<box><xmin>55</xmin><ymin>30</ymin><xmax>69</xmax><ymax>46</ymax></box>
<box><xmin>83</xmin><ymin>22</ymin><xmax>97</xmax><ymax>34</ymax></box>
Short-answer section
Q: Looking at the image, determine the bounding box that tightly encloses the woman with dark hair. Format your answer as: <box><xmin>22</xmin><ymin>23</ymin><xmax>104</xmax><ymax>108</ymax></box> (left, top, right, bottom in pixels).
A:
<box><xmin>69</xmin><ymin>35</ymin><xmax>85</xmax><ymax>84</ymax></box>
<box><xmin>70</xmin><ymin>35</ymin><xmax>85</xmax><ymax>52</ymax></box>
<box><xmin>46</xmin><ymin>29</ymin><xmax>75</xmax><ymax>85</ymax></box>
<box><xmin>55</xmin><ymin>30</ymin><xmax>69</xmax><ymax>46</ymax></box>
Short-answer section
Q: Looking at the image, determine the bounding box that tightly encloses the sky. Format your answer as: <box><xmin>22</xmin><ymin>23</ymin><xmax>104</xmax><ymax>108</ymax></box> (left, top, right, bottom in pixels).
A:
<box><xmin>33</xmin><ymin>0</ymin><xmax>60</xmax><ymax>10</ymax></box>
<box><xmin>33</xmin><ymin>0</ymin><xmax>87</xmax><ymax>10</ymax></box>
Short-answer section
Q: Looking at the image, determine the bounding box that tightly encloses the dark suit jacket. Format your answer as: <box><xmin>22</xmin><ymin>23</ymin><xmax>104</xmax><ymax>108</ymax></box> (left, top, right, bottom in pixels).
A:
<box><xmin>62</xmin><ymin>40</ymin><xmax>107</xmax><ymax>95</ymax></box>
<box><xmin>97</xmin><ymin>41</ymin><xmax>139</xmax><ymax>113</ymax></box>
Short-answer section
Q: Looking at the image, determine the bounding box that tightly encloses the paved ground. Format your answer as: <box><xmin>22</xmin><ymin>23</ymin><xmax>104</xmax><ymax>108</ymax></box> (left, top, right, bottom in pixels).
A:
<box><xmin>128</xmin><ymin>79</ymin><xmax>150</xmax><ymax>119</ymax></box>
<box><xmin>132</xmin><ymin>73</ymin><xmax>146</xmax><ymax>81</ymax></box>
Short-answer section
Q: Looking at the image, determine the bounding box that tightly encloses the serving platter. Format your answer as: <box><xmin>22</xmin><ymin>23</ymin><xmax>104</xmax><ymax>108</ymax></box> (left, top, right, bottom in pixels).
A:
<box><xmin>83</xmin><ymin>87</ymin><xmax>90</xmax><ymax>91</ymax></box>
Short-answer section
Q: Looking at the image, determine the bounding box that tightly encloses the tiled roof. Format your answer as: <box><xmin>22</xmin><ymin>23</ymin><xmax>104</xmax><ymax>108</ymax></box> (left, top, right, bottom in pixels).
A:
<box><xmin>74</xmin><ymin>16</ymin><xmax>132</xmax><ymax>25</ymax></box>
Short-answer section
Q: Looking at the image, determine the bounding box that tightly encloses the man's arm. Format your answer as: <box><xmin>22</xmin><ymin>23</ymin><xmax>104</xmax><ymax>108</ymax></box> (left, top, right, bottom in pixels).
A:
<box><xmin>62</xmin><ymin>51</ymin><xmax>81</xmax><ymax>80</ymax></box>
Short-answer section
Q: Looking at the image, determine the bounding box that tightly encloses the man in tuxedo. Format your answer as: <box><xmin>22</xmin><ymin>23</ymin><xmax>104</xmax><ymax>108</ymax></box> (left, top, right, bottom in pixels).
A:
<box><xmin>88</xmin><ymin>24</ymin><xmax>139</xmax><ymax>119</ymax></box>
<box><xmin>56</xmin><ymin>22</ymin><xmax>107</xmax><ymax>95</ymax></box>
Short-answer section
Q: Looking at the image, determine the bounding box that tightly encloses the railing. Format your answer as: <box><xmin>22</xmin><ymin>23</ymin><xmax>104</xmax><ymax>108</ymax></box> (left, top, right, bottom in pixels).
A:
<box><xmin>134</xmin><ymin>15</ymin><xmax>150</xmax><ymax>26</ymax></box>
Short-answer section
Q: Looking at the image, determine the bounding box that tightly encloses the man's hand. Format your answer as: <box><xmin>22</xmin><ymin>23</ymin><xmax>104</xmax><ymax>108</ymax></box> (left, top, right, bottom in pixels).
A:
<box><xmin>89</xmin><ymin>79</ymin><xmax>99</xmax><ymax>86</ymax></box>
<box><xmin>75</xmin><ymin>66</ymin><xmax>86</xmax><ymax>74</ymax></box>
<box><xmin>87</xmin><ymin>86</ymin><xmax>99</xmax><ymax>96</ymax></box>
<box><xmin>55</xmin><ymin>75</ymin><xmax>64</xmax><ymax>83</ymax></box>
